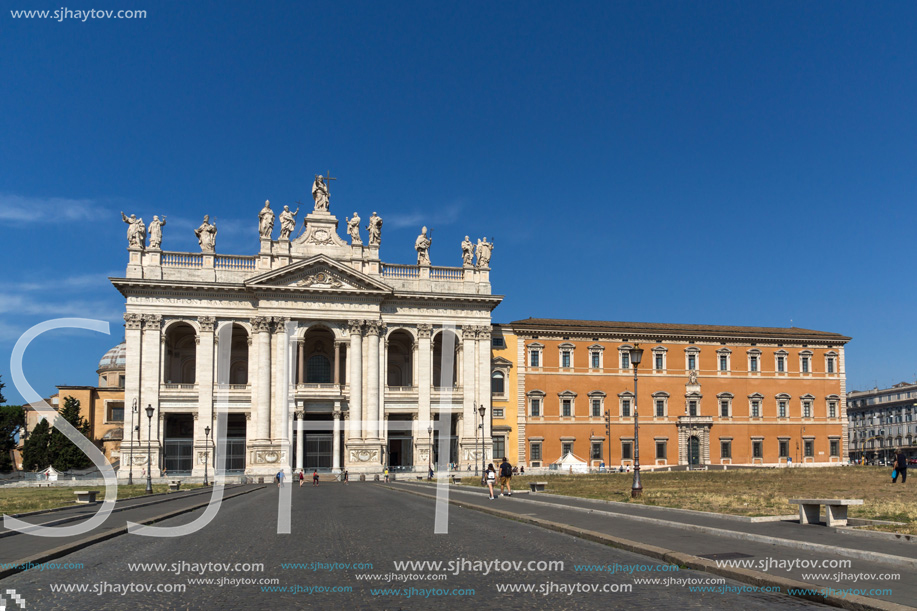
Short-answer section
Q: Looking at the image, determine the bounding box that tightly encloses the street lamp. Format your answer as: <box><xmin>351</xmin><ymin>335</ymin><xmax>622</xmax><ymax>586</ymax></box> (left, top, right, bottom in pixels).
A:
<box><xmin>427</xmin><ymin>425</ymin><xmax>433</xmax><ymax>475</ymax></box>
<box><xmin>128</xmin><ymin>399</ymin><xmax>138</xmax><ymax>485</ymax></box>
<box><xmin>479</xmin><ymin>404</ymin><xmax>487</xmax><ymax>483</ymax></box>
<box><xmin>204</xmin><ymin>426</ymin><xmax>211</xmax><ymax>486</ymax></box>
<box><xmin>474</xmin><ymin>402</ymin><xmax>479</xmax><ymax>476</ymax></box>
<box><xmin>145</xmin><ymin>404</ymin><xmax>154</xmax><ymax>494</ymax></box>
<box><xmin>603</xmin><ymin>409</ymin><xmax>612</xmax><ymax>472</ymax></box>
<box><xmin>630</xmin><ymin>344</ymin><xmax>644</xmax><ymax>499</ymax></box>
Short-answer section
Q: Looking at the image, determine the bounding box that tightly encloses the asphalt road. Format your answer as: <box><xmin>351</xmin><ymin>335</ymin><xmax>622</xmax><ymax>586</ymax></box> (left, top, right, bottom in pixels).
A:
<box><xmin>2</xmin><ymin>483</ymin><xmax>833</xmax><ymax>610</ymax></box>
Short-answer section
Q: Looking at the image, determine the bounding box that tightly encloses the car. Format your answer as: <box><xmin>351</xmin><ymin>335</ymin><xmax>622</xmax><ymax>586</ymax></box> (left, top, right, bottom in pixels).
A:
<box><xmin>908</xmin><ymin>458</ymin><xmax>917</xmax><ymax>466</ymax></box>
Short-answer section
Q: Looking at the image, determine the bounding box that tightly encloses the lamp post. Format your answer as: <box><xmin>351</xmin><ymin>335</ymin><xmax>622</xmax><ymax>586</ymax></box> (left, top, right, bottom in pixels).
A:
<box><xmin>630</xmin><ymin>345</ymin><xmax>644</xmax><ymax>498</ymax></box>
<box><xmin>474</xmin><ymin>402</ymin><xmax>479</xmax><ymax>476</ymax></box>
<box><xmin>427</xmin><ymin>425</ymin><xmax>433</xmax><ymax>474</ymax></box>
<box><xmin>204</xmin><ymin>426</ymin><xmax>211</xmax><ymax>486</ymax></box>
<box><xmin>145</xmin><ymin>404</ymin><xmax>154</xmax><ymax>494</ymax></box>
<box><xmin>128</xmin><ymin>399</ymin><xmax>138</xmax><ymax>485</ymax></box>
<box><xmin>604</xmin><ymin>409</ymin><xmax>612</xmax><ymax>472</ymax></box>
<box><xmin>478</xmin><ymin>404</ymin><xmax>487</xmax><ymax>483</ymax></box>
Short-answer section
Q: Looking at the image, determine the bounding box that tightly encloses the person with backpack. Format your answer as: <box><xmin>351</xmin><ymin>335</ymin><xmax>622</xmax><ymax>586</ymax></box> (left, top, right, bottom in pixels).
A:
<box><xmin>893</xmin><ymin>448</ymin><xmax>908</xmax><ymax>483</ymax></box>
<box><xmin>298</xmin><ymin>470</ymin><xmax>304</xmax><ymax>487</ymax></box>
<box><xmin>499</xmin><ymin>456</ymin><xmax>513</xmax><ymax>497</ymax></box>
<box><xmin>485</xmin><ymin>463</ymin><xmax>497</xmax><ymax>499</ymax></box>
<box><xmin>312</xmin><ymin>469</ymin><xmax>319</xmax><ymax>486</ymax></box>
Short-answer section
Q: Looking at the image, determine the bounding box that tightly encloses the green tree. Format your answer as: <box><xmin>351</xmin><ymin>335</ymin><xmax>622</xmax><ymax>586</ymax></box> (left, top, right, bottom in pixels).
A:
<box><xmin>21</xmin><ymin>418</ymin><xmax>50</xmax><ymax>471</ymax></box>
<box><xmin>0</xmin><ymin>404</ymin><xmax>25</xmax><ymax>472</ymax></box>
<box><xmin>49</xmin><ymin>396</ymin><xmax>92</xmax><ymax>471</ymax></box>
<box><xmin>0</xmin><ymin>373</ymin><xmax>6</xmax><ymax>404</ymax></box>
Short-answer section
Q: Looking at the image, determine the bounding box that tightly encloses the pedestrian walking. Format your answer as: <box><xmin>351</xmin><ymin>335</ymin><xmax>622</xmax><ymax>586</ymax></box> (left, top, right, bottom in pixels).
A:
<box><xmin>498</xmin><ymin>456</ymin><xmax>513</xmax><ymax>497</ymax></box>
<box><xmin>343</xmin><ymin>469</ymin><xmax>349</xmax><ymax>484</ymax></box>
<box><xmin>893</xmin><ymin>448</ymin><xmax>908</xmax><ymax>484</ymax></box>
<box><xmin>384</xmin><ymin>467</ymin><xmax>389</xmax><ymax>483</ymax></box>
<box><xmin>428</xmin><ymin>466</ymin><xmax>434</xmax><ymax>480</ymax></box>
<box><xmin>299</xmin><ymin>470</ymin><xmax>304</xmax><ymax>487</ymax></box>
<box><xmin>312</xmin><ymin>470</ymin><xmax>319</xmax><ymax>486</ymax></box>
<box><xmin>485</xmin><ymin>463</ymin><xmax>496</xmax><ymax>499</ymax></box>
<box><xmin>276</xmin><ymin>470</ymin><xmax>284</xmax><ymax>488</ymax></box>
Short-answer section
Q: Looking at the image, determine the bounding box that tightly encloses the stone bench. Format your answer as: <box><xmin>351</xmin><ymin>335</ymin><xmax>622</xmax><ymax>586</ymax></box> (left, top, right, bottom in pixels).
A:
<box><xmin>529</xmin><ymin>481</ymin><xmax>547</xmax><ymax>493</ymax></box>
<box><xmin>169</xmin><ymin>480</ymin><xmax>181</xmax><ymax>491</ymax></box>
<box><xmin>789</xmin><ymin>498</ymin><xmax>863</xmax><ymax>527</ymax></box>
<box><xmin>74</xmin><ymin>490</ymin><xmax>99</xmax><ymax>504</ymax></box>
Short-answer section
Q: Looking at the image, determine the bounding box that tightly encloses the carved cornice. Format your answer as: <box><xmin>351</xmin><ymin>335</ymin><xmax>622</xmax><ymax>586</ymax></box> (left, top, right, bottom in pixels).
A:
<box><xmin>273</xmin><ymin>316</ymin><xmax>291</xmax><ymax>332</ymax></box>
<box><xmin>124</xmin><ymin>313</ymin><xmax>143</xmax><ymax>331</ymax></box>
<box><xmin>462</xmin><ymin>326</ymin><xmax>477</xmax><ymax>340</ymax></box>
<box><xmin>365</xmin><ymin>320</ymin><xmax>382</xmax><ymax>336</ymax></box>
<box><xmin>348</xmin><ymin>319</ymin><xmax>364</xmax><ymax>335</ymax></box>
<box><xmin>476</xmin><ymin>325</ymin><xmax>491</xmax><ymax>339</ymax></box>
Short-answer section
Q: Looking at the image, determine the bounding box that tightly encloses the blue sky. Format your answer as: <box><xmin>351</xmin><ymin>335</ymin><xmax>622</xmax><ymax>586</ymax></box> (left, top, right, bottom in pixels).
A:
<box><xmin>1</xmin><ymin>1</ymin><xmax>916</xmax><ymax>403</ymax></box>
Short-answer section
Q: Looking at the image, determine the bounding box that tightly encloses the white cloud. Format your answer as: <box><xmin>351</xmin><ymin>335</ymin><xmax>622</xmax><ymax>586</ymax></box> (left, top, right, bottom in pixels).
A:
<box><xmin>386</xmin><ymin>201</ymin><xmax>464</xmax><ymax>229</ymax></box>
<box><xmin>0</xmin><ymin>194</ymin><xmax>103</xmax><ymax>223</ymax></box>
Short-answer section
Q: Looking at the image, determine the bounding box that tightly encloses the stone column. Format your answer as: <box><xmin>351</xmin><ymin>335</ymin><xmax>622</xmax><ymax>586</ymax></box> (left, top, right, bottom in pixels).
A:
<box><xmin>272</xmin><ymin>317</ymin><xmax>291</xmax><ymax>443</ymax></box>
<box><xmin>365</xmin><ymin>320</ymin><xmax>381</xmax><ymax>441</ymax></box>
<box><xmin>417</xmin><ymin>324</ymin><xmax>432</xmax><ymax>442</ymax></box>
<box><xmin>253</xmin><ymin>317</ymin><xmax>272</xmax><ymax>441</ymax></box>
<box><xmin>478</xmin><ymin>325</ymin><xmax>493</xmax><ymax>463</ymax></box>
<box><xmin>195</xmin><ymin>317</ymin><xmax>215</xmax><ymax>445</ymax></box>
<box><xmin>348</xmin><ymin>320</ymin><xmax>363</xmax><ymax>439</ymax></box>
<box><xmin>462</xmin><ymin>326</ymin><xmax>477</xmax><ymax>460</ymax></box>
<box><xmin>295</xmin><ymin>411</ymin><xmax>304</xmax><ymax>471</ymax></box>
<box><xmin>332</xmin><ymin>404</ymin><xmax>342</xmax><ymax>473</ymax></box>
<box><xmin>159</xmin><ymin>334</ymin><xmax>167</xmax><ymax>384</ymax></box>
<box><xmin>141</xmin><ymin>314</ymin><xmax>162</xmax><ymax>442</ymax></box>
<box><xmin>120</xmin><ymin>314</ymin><xmax>143</xmax><ymax>478</ymax></box>
<box><xmin>297</xmin><ymin>339</ymin><xmax>305</xmax><ymax>385</ymax></box>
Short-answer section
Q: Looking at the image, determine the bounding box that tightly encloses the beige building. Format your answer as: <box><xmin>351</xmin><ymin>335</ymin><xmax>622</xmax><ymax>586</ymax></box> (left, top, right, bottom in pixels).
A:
<box><xmin>114</xmin><ymin>182</ymin><xmax>501</xmax><ymax>478</ymax></box>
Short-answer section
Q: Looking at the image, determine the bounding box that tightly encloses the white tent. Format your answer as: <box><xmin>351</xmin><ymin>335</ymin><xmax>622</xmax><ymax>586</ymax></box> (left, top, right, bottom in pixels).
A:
<box><xmin>550</xmin><ymin>452</ymin><xmax>590</xmax><ymax>474</ymax></box>
<box><xmin>40</xmin><ymin>466</ymin><xmax>63</xmax><ymax>481</ymax></box>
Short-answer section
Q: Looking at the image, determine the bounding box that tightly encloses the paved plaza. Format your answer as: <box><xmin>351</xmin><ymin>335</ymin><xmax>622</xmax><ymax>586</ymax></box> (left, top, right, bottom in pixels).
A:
<box><xmin>0</xmin><ymin>483</ymin><xmax>848</xmax><ymax>610</ymax></box>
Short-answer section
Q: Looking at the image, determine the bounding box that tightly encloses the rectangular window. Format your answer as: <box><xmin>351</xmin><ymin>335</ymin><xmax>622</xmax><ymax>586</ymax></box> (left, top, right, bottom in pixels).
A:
<box><xmin>492</xmin><ymin>436</ymin><xmax>505</xmax><ymax>460</ymax></box>
<box><xmin>562</xmin><ymin>399</ymin><xmax>572</xmax><ymax>417</ymax></box>
<box><xmin>493</xmin><ymin>408</ymin><xmax>504</xmax><ymax>418</ymax></box>
<box><xmin>720</xmin><ymin>440</ymin><xmax>732</xmax><ymax>459</ymax></box>
<box><xmin>621</xmin><ymin>352</ymin><xmax>630</xmax><ymax>369</ymax></box>
<box><xmin>830</xmin><ymin>439</ymin><xmax>839</xmax><ymax>457</ymax></box>
<box><xmin>622</xmin><ymin>399</ymin><xmax>631</xmax><ymax>417</ymax></box>
<box><xmin>779</xmin><ymin>439</ymin><xmax>789</xmax><ymax>458</ymax></box>
<box><xmin>804</xmin><ymin>439</ymin><xmax>814</xmax><ymax>458</ymax></box>
<box><xmin>530</xmin><ymin>443</ymin><xmax>542</xmax><ymax>461</ymax></box>
<box><xmin>749</xmin><ymin>356</ymin><xmax>758</xmax><ymax>372</ymax></box>
<box><xmin>108</xmin><ymin>401</ymin><xmax>125</xmax><ymax>422</ymax></box>
<box><xmin>591</xmin><ymin>442</ymin><xmax>603</xmax><ymax>460</ymax></box>
<box><xmin>779</xmin><ymin>400</ymin><xmax>787</xmax><ymax>418</ymax></box>
<box><xmin>827</xmin><ymin>358</ymin><xmax>835</xmax><ymax>374</ymax></box>
<box><xmin>562</xmin><ymin>442</ymin><xmax>573</xmax><ymax>456</ymax></box>
<box><xmin>688</xmin><ymin>400</ymin><xmax>697</xmax><ymax>417</ymax></box>
<box><xmin>592</xmin><ymin>399</ymin><xmax>602</xmax><ymax>417</ymax></box>
<box><xmin>720</xmin><ymin>400</ymin><xmax>729</xmax><ymax>418</ymax></box>
<box><xmin>591</xmin><ymin>352</ymin><xmax>600</xmax><ymax>368</ymax></box>
<box><xmin>621</xmin><ymin>441</ymin><xmax>633</xmax><ymax>460</ymax></box>
<box><xmin>777</xmin><ymin>356</ymin><xmax>785</xmax><ymax>372</ymax></box>
<box><xmin>562</xmin><ymin>351</ymin><xmax>571</xmax><ymax>368</ymax></box>
<box><xmin>531</xmin><ymin>398</ymin><xmax>541</xmax><ymax>417</ymax></box>
<box><xmin>655</xmin><ymin>354</ymin><xmax>663</xmax><ymax>370</ymax></box>
<box><xmin>688</xmin><ymin>354</ymin><xmax>696</xmax><ymax>370</ymax></box>
<box><xmin>751</xmin><ymin>400</ymin><xmax>760</xmax><ymax>418</ymax></box>
<box><xmin>803</xmin><ymin>401</ymin><xmax>812</xmax><ymax>418</ymax></box>
<box><xmin>752</xmin><ymin>440</ymin><xmax>763</xmax><ymax>459</ymax></box>
<box><xmin>492</xmin><ymin>337</ymin><xmax>505</xmax><ymax>348</ymax></box>
<box><xmin>828</xmin><ymin>401</ymin><xmax>837</xmax><ymax>418</ymax></box>
<box><xmin>719</xmin><ymin>355</ymin><xmax>728</xmax><ymax>371</ymax></box>
<box><xmin>530</xmin><ymin>351</ymin><xmax>539</xmax><ymax>367</ymax></box>
<box><xmin>801</xmin><ymin>357</ymin><xmax>810</xmax><ymax>373</ymax></box>
<box><xmin>655</xmin><ymin>400</ymin><xmax>665</xmax><ymax>417</ymax></box>
<box><xmin>655</xmin><ymin>441</ymin><xmax>667</xmax><ymax>460</ymax></box>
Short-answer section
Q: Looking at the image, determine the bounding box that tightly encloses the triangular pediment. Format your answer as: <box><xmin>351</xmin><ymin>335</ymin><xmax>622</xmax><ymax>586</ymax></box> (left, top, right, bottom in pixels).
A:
<box><xmin>492</xmin><ymin>356</ymin><xmax>513</xmax><ymax>368</ymax></box>
<box><xmin>245</xmin><ymin>255</ymin><xmax>392</xmax><ymax>294</ymax></box>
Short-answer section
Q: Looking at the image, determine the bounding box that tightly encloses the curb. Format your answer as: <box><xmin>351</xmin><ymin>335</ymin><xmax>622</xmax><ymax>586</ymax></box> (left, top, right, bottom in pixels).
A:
<box><xmin>400</xmin><ymin>481</ymin><xmax>917</xmax><ymax>570</ymax></box>
<box><xmin>0</xmin><ymin>486</ymin><xmax>240</xmax><ymax>539</ymax></box>
<box><xmin>5</xmin><ymin>485</ymin><xmax>214</xmax><ymax>519</ymax></box>
<box><xmin>385</xmin><ymin>485</ymin><xmax>913</xmax><ymax>611</ymax></box>
<box><xmin>0</xmin><ymin>486</ymin><xmax>265</xmax><ymax>581</ymax></box>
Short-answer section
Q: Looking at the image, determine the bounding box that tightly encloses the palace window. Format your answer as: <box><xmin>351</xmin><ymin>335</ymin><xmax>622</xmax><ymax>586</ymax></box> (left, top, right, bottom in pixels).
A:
<box><xmin>752</xmin><ymin>440</ymin><xmax>763</xmax><ymax>459</ymax></box>
<box><xmin>779</xmin><ymin>439</ymin><xmax>789</xmax><ymax>458</ymax></box>
<box><xmin>491</xmin><ymin>371</ymin><xmax>505</xmax><ymax>395</ymax></box>
<box><xmin>685</xmin><ymin>347</ymin><xmax>699</xmax><ymax>372</ymax></box>
<box><xmin>830</xmin><ymin>439</ymin><xmax>840</xmax><ymax>457</ymax></box>
<box><xmin>826</xmin><ymin>353</ymin><xmax>837</xmax><ymax>374</ymax></box>
<box><xmin>621</xmin><ymin>352</ymin><xmax>630</xmax><ymax>370</ymax></box>
<box><xmin>493</xmin><ymin>408</ymin><xmax>504</xmax><ymax>418</ymax></box>
<box><xmin>530</xmin><ymin>442</ymin><xmax>542</xmax><ymax>462</ymax></box>
<box><xmin>775</xmin><ymin>351</ymin><xmax>787</xmax><ymax>373</ymax></box>
<box><xmin>800</xmin><ymin>351</ymin><xmax>812</xmax><ymax>373</ymax></box>
<box><xmin>803</xmin><ymin>399</ymin><xmax>812</xmax><ymax>419</ymax></box>
<box><xmin>778</xmin><ymin>398</ymin><xmax>789</xmax><ymax>418</ymax></box>
<box><xmin>656</xmin><ymin>400</ymin><xmax>665</xmax><ymax>417</ymax></box>
<box><xmin>107</xmin><ymin>401</ymin><xmax>125</xmax><ymax>422</ymax></box>
<box><xmin>720</xmin><ymin>400</ymin><xmax>730</xmax><ymax>418</ymax></box>
<box><xmin>655</xmin><ymin>441</ymin><xmax>667</xmax><ymax>461</ymax></box>
<box><xmin>492</xmin><ymin>336</ymin><xmax>505</xmax><ymax>348</ymax></box>
<box><xmin>688</xmin><ymin>399</ymin><xmax>698</xmax><ymax>417</ymax></box>
<box><xmin>592</xmin><ymin>398</ymin><xmax>602</xmax><ymax>418</ymax></box>
<box><xmin>592</xmin><ymin>352</ymin><xmax>600</xmax><ymax>368</ymax></box>
<box><xmin>621</xmin><ymin>396</ymin><xmax>632</xmax><ymax>418</ymax></box>
<box><xmin>492</xmin><ymin>436</ymin><xmax>505</xmax><ymax>460</ymax></box>
<box><xmin>717</xmin><ymin>348</ymin><xmax>731</xmax><ymax>372</ymax></box>
<box><xmin>828</xmin><ymin>399</ymin><xmax>837</xmax><ymax>419</ymax></box>
<box><xmin>748</xmin><ymin>348</ymin><xmax>761</xmax><ymax>372</ymax></box>
<box><xmin>562</xmin><ymin>441</ymin><xmax>573</xmax><ymax>456</ymax></box>
<box><xmin>591</xmin><ymin>442</ymin><xmax>603</xmax><ymax>460</ymax></box>
<box><xmin>621</xmin><ymin>441</ymin><xmax>633</xmax><ymax>461</ymax></box>
<box><xmin>528</xmin><ymin>343</ymin><xmax>543</xmax><ymax>368</ymax></box>
<box><xmin>307</xmin><ymin>355</ymin><xmax>332</xmax><ymax>383</ymax></box>
<box><xmin>804</xmin><ymin>440</ymin><xmax>814</xmax><ymax>458</ymax></box>
<box><xmin>653</xmin><ymin>346</ymin><xmax>667</xmax><ymax>371</ymax></box>
<box><xmin>750</xmin><ymin>399</ymin><xmax>761</xmax><ymax>418</ymax></box>
<box><xmin>562</xmin><ymin>399</ymin><xmax>572</xmax><ymax>417</ymax></box>
<box><xmin>720</xmin><ymin>440</ymin><xmax>732</xmax><ymax>459</ymax></box>
<box><xmin>561</xmin><ymin>350</ymin><xmax>571</xmax><ymax>368</ymax></box>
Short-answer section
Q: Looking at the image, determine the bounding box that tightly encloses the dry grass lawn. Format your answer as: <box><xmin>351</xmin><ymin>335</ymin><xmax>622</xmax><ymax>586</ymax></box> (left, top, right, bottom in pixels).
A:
<box><xmin>0</xmin><ymin>484</ymin><xmax>204</xmax><ymax>515</ymax></box>
<box><xmin>464</xmin><ymin>466</ymin><xmax>917</xmax><ymax>534</ymax></box>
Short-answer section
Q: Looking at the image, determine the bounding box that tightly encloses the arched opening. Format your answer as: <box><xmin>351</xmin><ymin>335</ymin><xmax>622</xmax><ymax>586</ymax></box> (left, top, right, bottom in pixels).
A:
<box><xmin>301</xmin><ymin>326</ymin><xmax>336</xmax><ymax>384</ymax></box>
<box><xmin>229</xmin><ymin>324</ymin><xmax>249</xmax><ymax>385</ymax></box>
<box><xmin>491</xmin><ymin>371</ymin><xmax>505</xmax><ymax>394</ymax></box>
<box><xmin>164</xmin><ymin>323</ymin><xmax>197</xmax><ymax>384</ymax></box>
<box><xmin>432</xmin><ymin>330</ymin><xmax>459</xmax><ymax>388</ymax></box>
<box><xmin>387</xmin><ymin>330</ymin><xmax>414</xmax><ymax>387</ymax></box>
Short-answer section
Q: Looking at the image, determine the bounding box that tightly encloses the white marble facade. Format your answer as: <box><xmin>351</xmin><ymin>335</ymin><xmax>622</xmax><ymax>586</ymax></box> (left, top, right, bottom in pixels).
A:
<box><xmin>114</xmin><ymin>198</ymin><xmax>500</xmax><ymax>478</ymax></box>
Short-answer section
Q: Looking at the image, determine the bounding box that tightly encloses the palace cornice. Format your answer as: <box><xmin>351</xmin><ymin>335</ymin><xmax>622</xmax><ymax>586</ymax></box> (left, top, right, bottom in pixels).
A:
<box><xmin>391</xmin><ymin>291</ymin><xmax>504</xmax><ymax>308</ymax></box>
<box><xmin>112</xmin><ymin>277</ymin><xmax>389</xmax><ymax>300</ymax></box>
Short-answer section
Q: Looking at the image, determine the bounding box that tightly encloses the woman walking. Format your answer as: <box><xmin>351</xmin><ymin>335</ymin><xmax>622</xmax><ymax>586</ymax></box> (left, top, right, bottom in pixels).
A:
<box><xmin>485</xmin><ymin>463</ymin><xmax>497</xmax><ymax>500</ymax></box>
<box><xmin>299</xmin><ymin>470</ymin><xmax>304</xmax><ymax>487</ymax></box>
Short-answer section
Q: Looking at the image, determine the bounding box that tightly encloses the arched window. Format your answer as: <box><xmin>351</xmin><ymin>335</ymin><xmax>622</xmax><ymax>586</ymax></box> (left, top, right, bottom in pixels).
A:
<box><xmin>307</xmin><ymin>355</ymin><xmax>332</xmax><ymax>383</ymax></box>
<box><xmin>491</xmin><ymin>371</ymin><xmax>505</xmax><ymax>394</ymax></box>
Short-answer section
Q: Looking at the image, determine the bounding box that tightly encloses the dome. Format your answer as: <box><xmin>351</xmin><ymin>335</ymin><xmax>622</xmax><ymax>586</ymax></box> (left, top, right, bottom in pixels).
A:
<box><xmin>98</xmin><ymin>342</ymin><xmax>127</xmax><ymax>371</ymax></box>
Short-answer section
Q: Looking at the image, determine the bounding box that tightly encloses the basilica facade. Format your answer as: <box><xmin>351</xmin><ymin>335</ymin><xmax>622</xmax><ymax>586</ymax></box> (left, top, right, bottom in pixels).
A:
<box><xmin>114</xmin><ymin>177</ymin><xmax>501</xmax><ymax>477</ymax></box>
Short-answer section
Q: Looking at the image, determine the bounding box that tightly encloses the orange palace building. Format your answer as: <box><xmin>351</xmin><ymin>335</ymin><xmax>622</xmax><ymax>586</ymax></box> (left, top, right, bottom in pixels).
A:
<box><xmin>508</xmin><ymin>318</ymin><xmax>850</xmax><ymax>468</ymax></box>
